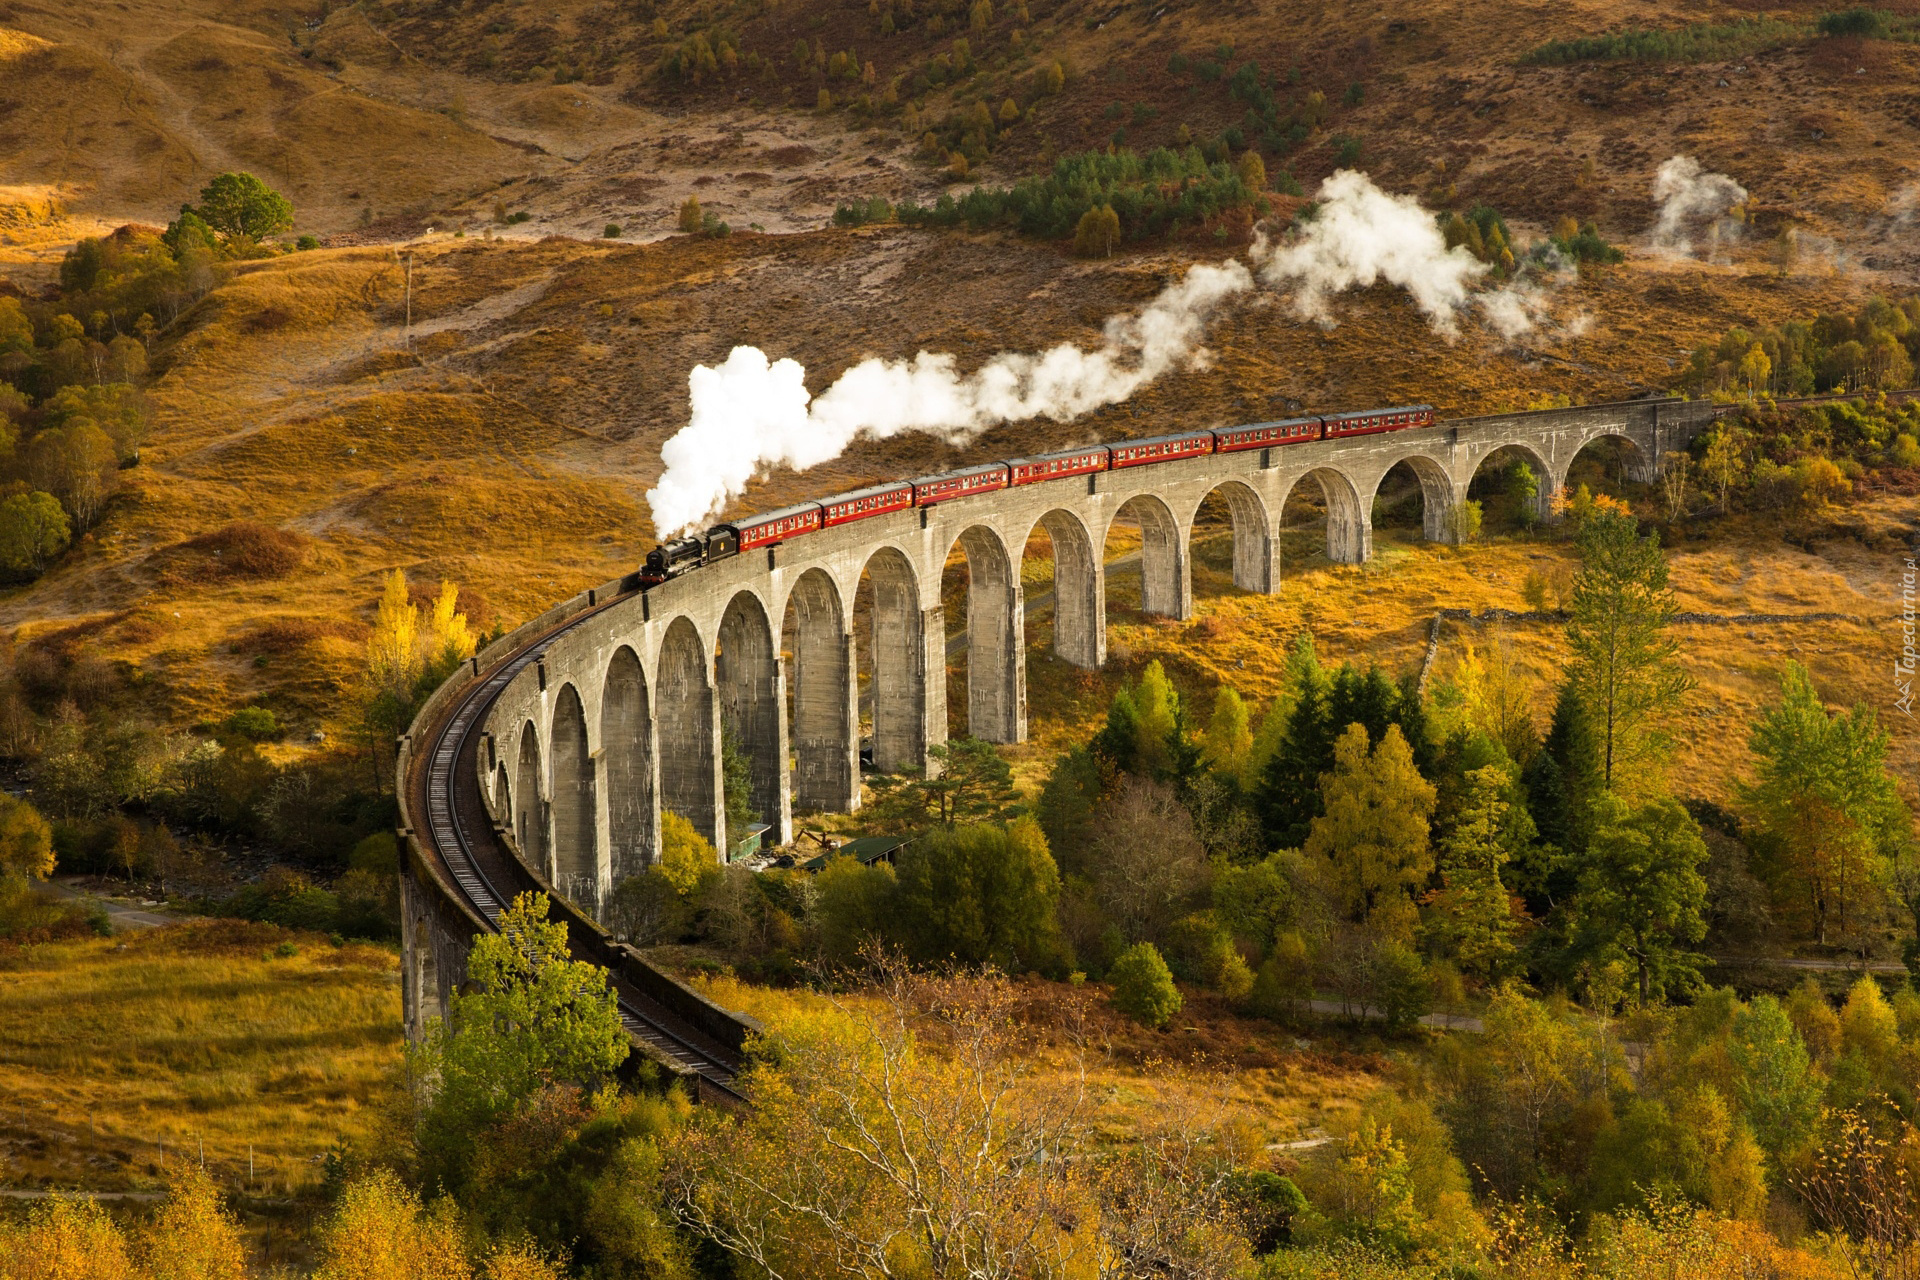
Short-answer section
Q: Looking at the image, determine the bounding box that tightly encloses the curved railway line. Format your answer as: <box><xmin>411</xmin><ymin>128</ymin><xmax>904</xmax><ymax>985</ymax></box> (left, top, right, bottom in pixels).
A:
<box><xmin>403</xmin><ymin>589</ymin><xmax>749</xmax><ymax>1104</ymax></box>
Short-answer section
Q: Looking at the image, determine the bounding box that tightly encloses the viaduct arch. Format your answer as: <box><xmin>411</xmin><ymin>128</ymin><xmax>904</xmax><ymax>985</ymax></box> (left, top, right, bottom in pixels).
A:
<box><xmin>401</xmin><ymin>397</ymin><xmax>1715</xmax><ymax>984</ymax></box>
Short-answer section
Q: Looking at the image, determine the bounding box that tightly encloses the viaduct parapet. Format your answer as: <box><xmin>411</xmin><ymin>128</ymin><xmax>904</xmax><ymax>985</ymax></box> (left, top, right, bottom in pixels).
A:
<box><xmin>397</xmin><ymin>395</ymin><xmax>1713</xmax><ymax>1037</ymax></box>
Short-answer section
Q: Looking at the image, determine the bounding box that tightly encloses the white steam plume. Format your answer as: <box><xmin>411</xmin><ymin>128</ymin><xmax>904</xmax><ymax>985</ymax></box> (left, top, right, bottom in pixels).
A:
<box><xmin>1254</xmin><ymin>169</ymin><xmax>1486</xmax><ymax>336</ymax></box>
<box><xmin>1651</xmin><ymin>155</ymin><xmax>1747</xmax><ymax>256</ymax></box>
<box><xmin>645</xmin><ymin>260</ymin><xmax>1251</xmax><ymax>537</ymax></box>
<box><xmin>1252</xmin><ymin>169</ymin><xmax>1571</xmax><ymax>341</ymax></box>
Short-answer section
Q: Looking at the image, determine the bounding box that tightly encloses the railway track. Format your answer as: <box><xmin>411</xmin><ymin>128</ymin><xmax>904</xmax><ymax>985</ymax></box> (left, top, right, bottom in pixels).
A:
<box><xmin>406</xmin><ymin>590</ymin><xmax>749</xmax><ymax>1105</ymax></box>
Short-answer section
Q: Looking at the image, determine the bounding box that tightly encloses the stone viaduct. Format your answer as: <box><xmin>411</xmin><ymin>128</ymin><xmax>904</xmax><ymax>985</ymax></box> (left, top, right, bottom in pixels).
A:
<box><xmin>435</xmin><ymin>396</ymin><xmax>1714</xmax><ymax>925</ymax></box>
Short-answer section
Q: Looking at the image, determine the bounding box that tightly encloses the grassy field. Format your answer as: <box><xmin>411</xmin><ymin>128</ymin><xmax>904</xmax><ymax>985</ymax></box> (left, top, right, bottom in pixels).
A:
<box><xmin>996</xmin><ymin>491</ymin><xmax>1920</xmax><ymax>802</ymax></box>
<box><xmin>0</xmin><ymin>920</ymin><xmax>406</xmax><ymax>1195</ymax></box>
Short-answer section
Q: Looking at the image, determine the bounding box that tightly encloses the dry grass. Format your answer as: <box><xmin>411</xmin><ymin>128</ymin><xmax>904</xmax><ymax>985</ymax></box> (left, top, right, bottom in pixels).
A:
<box><xmin>1007</xmin><ymin>497</ymin><xmax>1920</xmax><ymax>804</ymax></box>
<box><xmin>688</xmin><ymin>968</ymin><xmax>1387</xmax><ymax>1151</ymax></box>
<box><xmin>0</xmin><ymin>920</ymin><xmax>405</xmax><ymax>1193</ymax></box>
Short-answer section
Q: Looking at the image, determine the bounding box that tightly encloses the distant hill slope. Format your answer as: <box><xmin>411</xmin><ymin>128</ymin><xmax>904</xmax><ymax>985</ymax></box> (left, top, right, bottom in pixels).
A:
<box><xmin>0</xmin><ymin>0</ymin><xmax>1915</xmax><ymax>266</ymax></box>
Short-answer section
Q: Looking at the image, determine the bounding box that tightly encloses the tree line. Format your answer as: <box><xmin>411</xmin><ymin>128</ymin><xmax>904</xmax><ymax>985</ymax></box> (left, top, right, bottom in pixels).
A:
<box><xmin>0</xmin><ymin>173</ymin><xmax>302</xmax><ymax>581</ymax></box>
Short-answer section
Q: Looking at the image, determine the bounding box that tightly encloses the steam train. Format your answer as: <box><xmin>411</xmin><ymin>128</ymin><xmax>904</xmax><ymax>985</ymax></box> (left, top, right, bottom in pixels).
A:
<box><xmin>640</xmin><ymin>404</ymin><xmax>1435</xmax><ymax>586</ymax></box>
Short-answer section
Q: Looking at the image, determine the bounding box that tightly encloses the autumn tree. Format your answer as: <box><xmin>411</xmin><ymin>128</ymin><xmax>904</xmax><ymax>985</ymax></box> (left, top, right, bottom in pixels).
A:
<box><xmin>1742</xmin><ymin>661</ymin><xmax>1907</xmax><ymax>948</ymax></box>
<box><xmin>362</xmin><ymin>570</ymin><xmax>478</xmax><ymax>788</ymax></box>
<box><xmin>137</xmin><ymin>1166</ymin><xmax>247</xmax><ymax>1280</ymax></box>
<box><xmin>1305</xmin><ymin>723</ymin><xmax>1436</xmax><ymax>937</ymax></box>
<box><xmin>1701</xmin><ymin>427</ymin><xmax>1747</xmax><ymax>513</ymax></box>
<box><xmin>671</xmin><ymin>958</ymin><xmax>1093</xmax><ymax>1279</ymax></box>
<box><xmin>1739</xmin><ymin>341</ymin><xmax>1772</xmax><ymax>399</ymax></box>
<box><xmin>1202</xmin><ymin>686</ymin><xmax>1252</xmax><ymax>780</ymax></box>
<box><xmin>1072</xmin><ymin>204</ymin><xmax>1120</xmax><ymax>258</ymax></box>
<box><xmin>1661</xmin><ymin>450</ymin><xmax>1690</xmax><ymax>522</ymax></box>
<box><xmin>314</xmin><ymin>1169</ymin><xmax>471</xmax><ymax>1280</ymax></box>
<box><xmin>416</xmin><ymin>892</ymin><xmax>629</xmax><ymax>1193</ymax></box>
<box><xmin>1452</xmin><ymin>639</ymin><xmax>1538</xmax><ymax>765</ymax></box>
<box><xmin>0</xmin><ymin>794</ymin><xmax>53</xmax><ymax>880</ymax></box>
<box><xmin>655</xmin><ymin>809</ymin><xmax>718</xmax><ymax>895</ymax></box>
<box><xmin>1573</xmin><ymin>794</ymin><xmax>1709</xmax><ymax>1004</ymax></box>
<box><xmin>0</xmin><ymin>1193</ymin><xmax>135</xmax><ymax>1280</ymax></box>
<box><xmin>1565</xmin><ymin>506</ymin><xmax>1692</xmax><ymax>792</ymax></box>
<box><xmin>678</xmin><ymin>196</ymin><xmax>704</xmax><ymax>234</ymax></box>
<box><xmin>1236</xmin><ymin>150</ymin><xmax>1267</xmax><ymax>192</ymax></box>
<box><xmin>1082</xmin><ymin>776</ymin><xmax>1211</xmax><ymax>945</ymax></box>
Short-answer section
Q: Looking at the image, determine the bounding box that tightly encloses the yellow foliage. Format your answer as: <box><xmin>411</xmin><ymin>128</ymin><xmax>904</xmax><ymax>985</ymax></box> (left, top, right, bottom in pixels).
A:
<box><xmin>366</xmin><ymin>568</ymin><xmax>421</xmax><ymax>704</ymax></box>
<box><xmin>677</xmin><ymin>196</ymin><xmax>703</xmax><ymax>234</ymax></box>
<box><xmin>139</xmin><ymin>1166</ymin><xmax>247</xmax><ymax>1280</ymax></box>
<box><xmin>480</xmin><ymin>1240</ymin><xmax>567</xmax><ymax>1280</ymax></box>
<box><xmin>314</xmin><ymin>1170</ymin><xmax>471</xmax><ymax>1280</ymax></box>
<box><xmin>1072</xmin><ymin>204</ymin><xmax>1120</xmax><ymax>259</ymax></box>
<box><xmin>427</xmin><ymin>579</ymin><xmax>477</xmax><ymax>672</ymax></box>
<box><xmin>657</xmin><ymin>810</ymin><xmax>717</xmax><ymax>895</ymax></box>
<box><xmin>0</xmin><ymin>792</ymin><xmax>54</xmax><ymax>879</ymax></box>
<box><xmin>1840</xmin><ymin>974</ymin><xmax>1898</xmax><ymax>1061</ymax></box>
<box><xmin>1235</xmin><ymin>150</ymin><xmax>1266</xmax><ymax>192</ymax></box>
<box><xmin>0</xmin><ymin>1195</ymin><xmax>135</xmax><ymax>1280</ymax></box>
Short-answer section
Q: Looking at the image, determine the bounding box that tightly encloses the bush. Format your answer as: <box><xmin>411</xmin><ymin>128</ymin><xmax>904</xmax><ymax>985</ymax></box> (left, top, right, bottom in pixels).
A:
<box><xmin>677</xmin><ymin>197</ymin><xmax>703</xmax><ymax>234</ymax></box>
<box><xmin>182</xmin><ymin>521</ymin><xmax>309</xmax><ymax>580</ymax></box>
<box><xmin>295</xmin><ymin>234</ymin><xmax>320</xmax><ymax>250</ymax></box>
<box><xmin>1820</xmin><ymin>7</ymin><xmax>1889</xmax><ymax>38</ymax></box>
<box><xmin>603</xmin><ymin>223</ymin><xmax>623</xmax><ymax>238</ymax></box>
<box><xmin>222</xmin><ymin>706</ymin><xmax>279</xmax><ymax>741</ymax></box>
<box><xmin>1109</xmin><ymin>941</ymin><xmax>1182</xmax><ymax>1028</ymax></box>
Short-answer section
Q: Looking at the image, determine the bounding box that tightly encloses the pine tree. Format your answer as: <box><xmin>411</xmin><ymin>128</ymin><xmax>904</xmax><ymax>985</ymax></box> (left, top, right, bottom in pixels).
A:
<box><xmin>1256</xmin><ymin>662</ymin><xmax>1332</xmax><ymax>850</ymax></box>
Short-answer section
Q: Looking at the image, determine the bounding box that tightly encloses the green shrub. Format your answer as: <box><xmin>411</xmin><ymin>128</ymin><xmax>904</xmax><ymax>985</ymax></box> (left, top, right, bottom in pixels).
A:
<box><xmin>1820</xmin><ymin>7</ymin><xmax>1889</xmax><ymax>38</ymax></box>
<box><xmin>1522</xmin><ymin>17</ymin><xmax>1808</xmax><ymax>64</ymax></box>
<box><xmin>222</xmin><ymin>707</ymin><xmax>280</xmax><ymax>741</ymax></box>
<box><xmin>1109</xmin><ymin>941</ymin><xmax>1182</xmax><ymax>1028</ymax></box>
<box><xmin>603</xmin><ymin>223</ymin><xmax>623</xmax><ymax>238</ymax></box>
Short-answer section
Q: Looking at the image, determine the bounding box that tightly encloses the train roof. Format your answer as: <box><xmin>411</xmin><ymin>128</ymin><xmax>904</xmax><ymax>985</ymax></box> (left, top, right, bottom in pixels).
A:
<box><xmin>1007</xmin><ymin>443</ymin><xmax>1108</xmax><ymax>464</ymax></box>
<box><xmin>1112</xmin><ymin>428</ymin><xmax>1217</xmax><ymax>448</ymax></box>
<box><xmin>1323</xmin><ymin>403</ymin><xmax>1434</xmax><ymax>419</ymax></box>
<box><xmin>909</xmin><ymin>461</ymin><xmax>1009</xmax><ymax>484</ymax></box>
<box><xmin>822</xmin><ymin>480</ymin><xmax>913</xmax><ymax>503</ymax></box>
<box><xmin>713</xmin><ymin>500</ymin><xmax>823</xmax><ymax>530</ymax></box>
<box><xmin>1215</xmin><ymin>416</ymin><xmax>1323</xmax><ymax>433</ymax></box>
